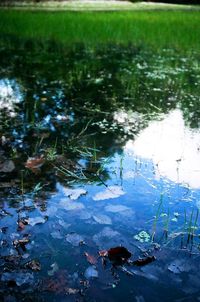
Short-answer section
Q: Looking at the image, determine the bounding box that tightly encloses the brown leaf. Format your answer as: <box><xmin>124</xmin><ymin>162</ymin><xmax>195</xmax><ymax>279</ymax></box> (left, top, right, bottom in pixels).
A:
<box><xmin>13</xmin><ymin>237</ymin><xmax>30</xmax><ymax>251</ymax></box>
<box><xmin>98</xmin><ymin>250</ymin><xmax>108</xmax><ymax>257</ymax></box>
<box><xmin>25</xmin><ymin>156</ymin><xmax>45</xmax><ymax>173</ymax></box>
<box><xmin>17</xmin><ymin>218</ymin><xmax>28</xmax><ymax>231</ymax></box>
<box><xmin>108</xmin><ymin>246</ymin><xmax>132</xmax><ymax>264</ymax></box>
<box><xmin>24</xmin><ymin>259</ymin><xmax>41</xmax><ymax>271</ymax></box>
<box><xmin>84</xmin><ymin>252</ymin><xmax>97</xmax><ymax>265</ymax></box>
<box><xmin>133</xmin><ymin>256</ymin><xmax>156</xmax><ymax>266</ymax></box>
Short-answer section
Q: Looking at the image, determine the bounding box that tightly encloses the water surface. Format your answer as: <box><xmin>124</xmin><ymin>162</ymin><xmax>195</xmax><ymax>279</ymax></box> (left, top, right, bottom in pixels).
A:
<box><xmin>0</xmin><ymin>43</ymin><xmax>200</xmax><ymax>302</ymax></box>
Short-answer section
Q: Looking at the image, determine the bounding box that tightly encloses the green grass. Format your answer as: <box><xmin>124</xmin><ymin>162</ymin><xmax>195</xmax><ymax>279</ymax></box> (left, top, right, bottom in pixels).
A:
<box><xmin>0</xmin><ymin>9</ymin><xmax>200</xmax><ymax>51</ymax></box>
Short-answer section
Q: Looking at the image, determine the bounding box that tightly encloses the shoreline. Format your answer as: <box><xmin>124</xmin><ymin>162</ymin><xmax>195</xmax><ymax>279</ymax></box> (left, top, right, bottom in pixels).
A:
<box><xmin>0</xmin><ymin>1</ymin><xmax>199</xmax><ymax>11</ymax></box>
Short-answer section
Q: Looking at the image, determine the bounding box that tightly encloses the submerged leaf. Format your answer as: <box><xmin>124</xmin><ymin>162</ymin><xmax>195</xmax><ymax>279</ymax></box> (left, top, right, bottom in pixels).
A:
<box><xmin>98</xmin><ymin>250</ymin><xmax>108</xmax><ymax>257</ymax></box>
<box><xmin>24</xmin><ymin>259</ymin><xmax>41</xmax><ymax>271</ymax></box>
<box><xmin>63</xmin><ymin>187</ymin><xmax>87</xmax><ymax>200</ymax></box>
<box><xmin>133</xmin><ymin>256</ymin><xmax>156</xmax><ymax>266</ymax></box>
<box><xmin>84</xmin><ymin>252</ymin><xmax>97</xmax><ymax>265</ymax></box>
<box><xmin>59</xmin><ymin>199</ymin><xmax>85</xmax><ymax>211</ymax></box>
<box><xmin>168</xmin><ymin>259</ymin><xmax>191</xmax><ymax>274</ymax></box>
<box><xmin>93</xmin><ymin>186</ymin><xmax>125</xmax><ymax>201</ymax></box>
<box><xmin>84</xmin><ymin>266</ymin><xmax>98</xmax><ymax>279</ymax></box>
<box><xmin>93</xmin><ymin>227</ymin><xmax>120</xmax><ymax>248</ymax></box>
<box><xmin>66</xmin><ymin>233</ymin><xmax>84</xmax><ymax>247</ymax></box>
<box><xmin>48</xmin><ymin>262</ymin><xmax>59</xmax><ymax>276</ymax></box>
<box><xmin>1</xmin><ymin>272</ymin><xmax>34</xmax><ymax>286</ymax></box>
<box><xmin>28</xmin><ymin>216</ymin><xmax>47</xmax><ymax>226</ymax></box>
<box><xmin>105</xmin><ymin>204</ymin><xmax>130</xmax><ymax>213</ymax></box>
<box><xmin>93</xmin><ymin>214</ymin><xmax>112</xmax><ymax>225</ymax></box>
<box><xmin>0</xmin><ymin>160</ymin><xmax>15</xmax><ymax>173</ymax></box>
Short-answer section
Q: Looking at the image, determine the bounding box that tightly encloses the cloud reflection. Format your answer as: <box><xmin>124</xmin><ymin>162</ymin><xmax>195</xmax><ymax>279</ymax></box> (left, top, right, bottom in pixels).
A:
<box><xmin>0</xmin><ymin>79</ymin><xmax>23</xmax><ymax>117</ymax></box>
<box><xmin>125</xmin><ymin>109</ymin><xmax>200</xmax><ymax>189</ymax></box>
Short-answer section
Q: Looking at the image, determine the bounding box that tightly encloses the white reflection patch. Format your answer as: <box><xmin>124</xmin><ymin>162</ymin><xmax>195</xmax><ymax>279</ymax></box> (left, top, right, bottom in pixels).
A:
<box><xmin>0</xmin><ymin>79</ymin><xmax>23</xmax><ymax>117</ymax></box>
<box><xmin>125</xmin><ymin>109</ymin><xmax>200</xmax><ymax>189</ymax></box>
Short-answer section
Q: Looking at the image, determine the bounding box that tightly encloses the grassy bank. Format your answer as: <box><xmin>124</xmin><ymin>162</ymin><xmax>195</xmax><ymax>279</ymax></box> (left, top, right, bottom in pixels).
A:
<box><xmin>0</xmin><ymin>9</ymin><xmax>200</xmax><ymax>51</ymax></box>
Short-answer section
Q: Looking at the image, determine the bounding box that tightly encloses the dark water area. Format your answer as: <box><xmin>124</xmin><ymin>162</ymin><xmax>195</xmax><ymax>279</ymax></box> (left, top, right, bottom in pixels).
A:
<box><xmin>1</xmin><ymin>41</ymin><xmax>200</xmax><ymax>302</ymax></box>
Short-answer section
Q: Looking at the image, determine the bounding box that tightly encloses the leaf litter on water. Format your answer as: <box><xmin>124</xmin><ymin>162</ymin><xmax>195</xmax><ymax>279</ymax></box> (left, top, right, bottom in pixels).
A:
<box><xmin>93</xmin><ymin>186</ymin><xmax>125</xmax><ymax>201</ymax></box>
<box><xmin>66</xmin><ymin>233</ymin><xmax>85</xmax><ymax>246</ymax></box>
<box><xmin>63</xmin><ymin>187</ymin><xmax>87</xmax><ymax>200</ymax></box>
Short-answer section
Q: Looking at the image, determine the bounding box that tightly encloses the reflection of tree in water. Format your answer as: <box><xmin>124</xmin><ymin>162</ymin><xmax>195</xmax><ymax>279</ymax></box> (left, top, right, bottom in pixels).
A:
<box><xmin>0</xmin><ymin>41</ymin><xmax>199</xmax><ymax>191</ymax></box>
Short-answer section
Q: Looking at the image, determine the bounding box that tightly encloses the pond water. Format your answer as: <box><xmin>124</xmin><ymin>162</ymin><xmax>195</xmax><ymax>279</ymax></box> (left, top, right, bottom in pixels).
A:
<box><xmin>0</xmin><ymin>42</ymin><xmax>200</xmax><ymax>302</ymax></box>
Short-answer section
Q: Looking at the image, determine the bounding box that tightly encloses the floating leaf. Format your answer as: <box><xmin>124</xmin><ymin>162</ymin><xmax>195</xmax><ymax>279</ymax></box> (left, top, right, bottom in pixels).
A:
<box><xmin>93</xmin><ymin>227</ymin><xmax>120</xmax><ymax>248</ymax></box>
<box><xmin>63</xmin><ymin>187</ymin><xmax>87</xmax><ymax>200</ymax></box>
<box><xmin>59</xmin><ymin>199</ymin><xmax>85</xmax><ymax>211</ymax></box>
<box><xmin>133</xmin><ymin>256</ymin><xmax>156</xmax><ymax>266</ymax></box>
<box><xmin>93</xmin><ymin>214</ymin><xmax>112</xmax><ymax>225</ymax></box>
<box><xmin>0</xmin><ymin>160</ymin><xmax>15</xmax><ymax>173</ymax></box>
<box><xmin>98</xmin><ymin>250</ymin><xmax>108</xmax><ymax>257</ymax></box>
<box><xmin>66</xmin><ymin>233</ymin><xmax>84</xmax><ymax>247</ymax></box>
<box><xmin>168</xmin><ymin>259</ymin><xmax>191</xmax><ymax>274</ymax></box>
<box><xmin>28</xmin><ymin>216</ymin><xmax>47</xmax><ymax>226</ymax></box>
<box><xmin>48</xmin><ymin>262</ymin><xmax>59</xmax><ymax>276</ymax></box>
<box><xmin>108</xmin><ymin>246</ymin><xmax>132</xmax><ymax>264</ymax></box>
<box><xmin>84</xmin><ymin>252</ymin><xmax>97</xmax><ymax>265</ymax></box>
<box><xmin>58</xmin><ymin>219</ymin><xmax>70</xmax><ymax>230</ymax></box>
<box><xmin>17</xmin><ymin>218</ymin><xmax>28</xmax><ymax>231</ymax></box>
<box><xmin>13</xmin><ymin>237</ymin><xmax>30</xmax><ymax>251</ymax></box>
<box><xmin>93</xmin><ymin>186</ymin><xmax>125</xmax><ymax>201</ymax></box>
<box><xmin>24</xmin><ymin>259</ymin><xmax>41</xmax><ymax>271</ymax></box>
<box><xmin>1</xmin><ymin>272</ymin><xmax>34</xmax><ymax>286</ymax></box>
<box><xmin>51</xmin><ymin>231</ymin><xmax>62</xmax><ymax>239</ymax></box>
<box><xmin>105</xmin><ymin>205</ymin><xmax>130</xmax><ymax>213</ymax></box>
<box><xmin>25</xmin><ymin>156</ymin><xmax>45</xmax><ymax>173</ymax></box>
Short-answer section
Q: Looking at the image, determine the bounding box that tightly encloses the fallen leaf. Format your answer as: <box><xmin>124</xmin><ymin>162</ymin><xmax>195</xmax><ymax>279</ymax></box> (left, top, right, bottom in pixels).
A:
<box><xmin>133</xmin><ymin>256</ymin><xmax>156</xmax><ymax>266</ymax></box>
<box><xmin>25</xmin><ymin>156</ymin><xmax>45</xmax><ymax>173</ymax></box>
<box><xmin>0</xmin><ymin>160</ymin><xmax>15</xmax><ymax>173</ymax></box>
<box><xmin>105</xmin><ymin>205</ymin><xmax>130</xmax><ymax>213</ymax></box>
<box><xmin>24</xmin><ymin>259</ymin><xmax>41</xmax><ymax>271</ymax></box>
<box><xmin>84</xmin><ymin>252</ymin><xmax>97</xmax><ymax>265</ymax></box>
<box><xmin>93</xmin><ymin>214</ymin><xmax>112</xmax><ymax>225</ymax></box>
<box><xmin>17</xmin><ymin>218</ymin><xmax>28</xmax><ymax>231</ymax></box>
<box><xmin>66</xmin><ymin>233</ymin><xmax>84</xmax><ymax>247</ymax></box>
<box><xmin>108</xmin><ymin>246</ymin><xmax>132</xmax><ymax>264</ymax></box>
<box><xmin>59</xmin><ymin>199</ymin><xmax>85</xmax><ymax>211</ymax></box>
<box><xmin>51</xmin><ymin>231</ymin><xmax>62</xmax><ymax>239</ymax></box>
<box><xmin>98</xmin><ymin>250</ymin><xmax>108</xmax><ymax>257</ymax></box>
<box><xmin>13</xmin><ymin>237</ymin><xmax>30</xmax><ymax>251</ymax></box>
<box><xmin>93</xmin><ymin>186</ymin><xmax>125</xmax><ymax>201</ymax></box>
<box><xmin>63</xmin><ymin>187</ymin><xmax>87</xmax><ymax>200</ymax></box>
<box><xmin>168</xmin><ymin>259</ymin><xmax>191</xmax><ymax>274</ymax></box>
<box><xmin>28</xmin><ymin>216</ymin><xmax>47</xmax><ymax>226</ymax></box>
<box><xmin>43</xmin><ymin>270</ymin><xmax>68</xmax><ymax>293</ymax></box>
<box><xmin>48</xmin><ymin>262</ymin><xmax>59</xmax><ymax>276</ymax></box>
<box><xmin>1</xmin><ymin>272</ymin><xmax>34</xmax><ymax>286</ymax></box>
<box><xmin>93</xmin><ymin>227</ymin><xmax>120</xmax><ymax>249</ymax></box>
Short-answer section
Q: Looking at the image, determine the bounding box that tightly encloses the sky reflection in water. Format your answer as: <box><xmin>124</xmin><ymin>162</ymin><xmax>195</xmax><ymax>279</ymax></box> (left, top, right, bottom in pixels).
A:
<box><xmin>125</xmin><ymin>109</ymin><xmax>200</xmax><ymax>189</ymax></box>
<box><xmin>1</xmin><ymin>45</ymin><xmax>200</xmax><ymax>301</ymax></box>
